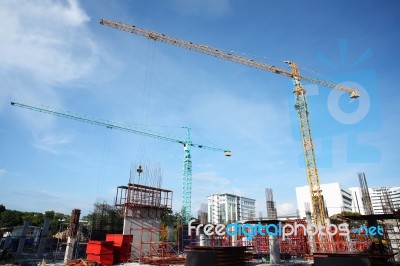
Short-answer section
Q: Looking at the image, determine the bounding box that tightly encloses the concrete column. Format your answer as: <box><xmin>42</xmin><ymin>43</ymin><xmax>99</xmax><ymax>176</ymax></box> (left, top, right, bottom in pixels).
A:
<box><xmin>231</xmin><ymin>232</ymin><xmax>238</xmax><ymax>247</ymax></box>
<box><xmin>37</xmin><ymin>218</ymin><xmax>51</xmax><ymax>258</ymax></box>
<box><xmin>16</xmin><ymin>221</ymin><xmax>29</xmax><ymax>256</ymax></box>
<box><xmin>306</xmin><ymin>211</ymin><xmax>316</xmax><ymax>253</ymax></box>
<box><xmin>199</xmin><ymin>227</ymin><xmax>205</xmax><ymax>246</ymax></box>
<box><xmin>63</xmin><ymin>237</ymin><xmax>76</xmax><ymax>263</ymax></box>
<box><xmin>269</xmin><ymin>235</ymin><xmax>280</xmax><ymax>264</ymax></box>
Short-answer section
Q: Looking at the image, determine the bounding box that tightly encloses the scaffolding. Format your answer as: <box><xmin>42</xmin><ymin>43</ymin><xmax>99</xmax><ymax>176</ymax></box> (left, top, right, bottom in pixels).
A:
<box><xmin>380</xmin><ymin>187</ymin><xmax>395</xmax><ymax>214</ymax></box>
<box><xmin>265</xmin><ymin>188</ymin><xmax>277</xmax><ymax>219</ymax></box>
<box><xmin>127</xmin><ymin>221</ymin><xmax>182</xmax><ymax>262</ymax></box>
<box><xmin>182</xmin><ymin>218</ymin><xmax>383</xmax><ymax>258</ymax></box>
<box><xmin>386</xmin><ymin>209</ymin><xmax>400</xmax><ymax>257</ymax></box>
<box><xmin>115</xmin><ymin>183</ymin><xmax>172</xmax><ymax>219</ymax></box>
<box><xmin>359</xmin><ymin>172</ymin><xmax>374</xmax><ymax>215</ymax></box>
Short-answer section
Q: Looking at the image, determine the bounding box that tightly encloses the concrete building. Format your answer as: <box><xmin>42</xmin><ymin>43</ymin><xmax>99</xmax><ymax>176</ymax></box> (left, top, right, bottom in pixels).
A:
<box><xmin>350</xmin><ymin>186</ymin><xmax>400</xmax><ymax>214</ymax></box>
<box><xmin>207</xmin><ymin>193</ymin><xmax>256</xmax><ymax>224</ymax></box>
<box><xmin>296</xmin><ymin>183</ymin><xmax>352</xmax><ymax>219</ymax></box>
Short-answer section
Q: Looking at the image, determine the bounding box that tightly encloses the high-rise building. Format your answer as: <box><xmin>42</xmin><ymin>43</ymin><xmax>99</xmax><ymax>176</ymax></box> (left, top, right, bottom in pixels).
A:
<box><xmin>350</xmin><ymin>186</ymin><xmax>400</xmax><ymax>214</ymax></box>
<box><xmin>296</xmin><ymin>183</ymin><xmax>353</xmax><ymax>219</ymax></box>
<box><xmin>207</xmin><ymin>193</ymin><xmax>256</xmax><ymax>224</ymax></box>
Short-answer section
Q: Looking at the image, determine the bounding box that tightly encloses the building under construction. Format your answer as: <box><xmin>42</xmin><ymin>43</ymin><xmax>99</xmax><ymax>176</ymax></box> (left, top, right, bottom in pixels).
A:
<box><xmin>99</xmin><ymin>174</ymin><xmax>400</xmax><ymax>265</ymax></box>
<box><xmin>5</xmin><ymin>13</ymin><xmax>400</xmax><ymax>266</ymax></box>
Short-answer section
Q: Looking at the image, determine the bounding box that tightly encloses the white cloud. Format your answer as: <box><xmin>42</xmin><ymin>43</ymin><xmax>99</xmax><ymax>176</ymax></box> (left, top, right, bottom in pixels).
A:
<box><xmin>0</xmin><ymin>0</ymin><xmax>117</xmax><ymax>124</ymax></box>
<box><xmin>277</xmin><ymin>202</ymin><xmax>295</xmax><ymax>216</ymax></box>
<box><xmin>0</xmin><ymin>0</ymin><xmax>95</xmax><ymax>85</ymax></box>
<box><xmin>31</xmin><ymin>132</ymin><xmax>73</xmax><ymax>154</ymax></box>
<box><xmin>0</xmin><ymin>0</ymin><xmax>116</xmax><ymax>153</ymax></box>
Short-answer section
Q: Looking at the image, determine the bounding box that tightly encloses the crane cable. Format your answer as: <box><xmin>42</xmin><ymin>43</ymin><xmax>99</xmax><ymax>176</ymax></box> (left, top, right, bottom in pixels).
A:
<box><xmin>134</xmin><ymin>39</ymin><xmax>158</xmax><ymax>185</ymax></box>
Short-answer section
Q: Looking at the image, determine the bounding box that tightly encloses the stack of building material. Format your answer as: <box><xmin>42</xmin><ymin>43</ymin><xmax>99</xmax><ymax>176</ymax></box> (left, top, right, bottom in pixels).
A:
<box><xmin>86</xmin><ymin>240</ymin><xmax>114</xmax><ymax>265</ymax></box>
<box><xmin>106</xmin><ymin>234</ymin><xmax>133</xmax><ymax>263</ymax></box>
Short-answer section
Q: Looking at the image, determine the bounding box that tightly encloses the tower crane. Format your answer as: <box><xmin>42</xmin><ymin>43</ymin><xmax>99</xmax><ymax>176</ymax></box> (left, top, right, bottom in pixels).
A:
<box><xmin>11</xmin><ymin>101</ymin><xmax>231</xmax><ymax>223</ymax></box>
<box><xmin>100</xmin><ymin>19</ymin><xmax>360</xmax><ymax>225</ymax></box>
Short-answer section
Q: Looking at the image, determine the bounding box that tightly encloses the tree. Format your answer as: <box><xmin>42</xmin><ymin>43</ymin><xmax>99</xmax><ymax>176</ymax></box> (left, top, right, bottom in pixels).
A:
<box><xmin>0</xmin><ymin>210</ymin><xmax>22</xmax><ymax>227</ymax></box>
<box><xmin>0</xmin><ymin>206</ymin><xmax>72</xmax><ymax>236</ymax></box>
<box><xmin>81</xmin><ymin>214</ymin><xmax>92</xmax><ymax>223</ymax></box>
<box><xmin>330</xmin><ymin>211</ymin><xmax>365</xmax><ymax>227</ymax></box>
<box><xmin>48</xmin><ymin>212</ymin><xmax>70</xmax><ymax>235</ymax></box>
<box><xmin>21</xmin><ymin>212</ymin><xmax>44</xmax><ymax>226</ymax></box>
<box><xmin>44</xmin><ymin>210</ymin><xmax>55</xmax><ymax>219</ymax></box>
<box><xmin>89</xmin><ymin>200</ymin><xmax>123</xmax><ymax>240</ymax></box>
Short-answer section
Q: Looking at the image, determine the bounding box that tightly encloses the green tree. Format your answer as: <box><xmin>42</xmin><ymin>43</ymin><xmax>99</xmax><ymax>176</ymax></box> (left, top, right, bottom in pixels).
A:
<box><xmin>44</xmin><ymin>210</ymin><xmax>55</xmax><ymax>219</ymax></box>
<box><xmin>81</xmin><ymin>214</ymin><xmax>92</xmax><ymax>222</ymax></box>
<box><xmin>21</xmin><ymin>212</ymin><xmax>44</xmax><ymax>226</ymax></box>
<box><xmin>48</xmin><ymin>212</ymin><xmax>70</xmax><ymax>235</ymax></box>
<box><xmin>0</xmin><ymin>210</ymin><xmax>22</xmax><ymax>227</ymax></box>
<box><xmin>0</xmin><ymin>207</ymin><xmax>70</xmax><ymax>235</ymax></box>
<box><xmin>330</xmin><ymin>211</ymin><xmax>365</xmax><ymax>227</ymax></box>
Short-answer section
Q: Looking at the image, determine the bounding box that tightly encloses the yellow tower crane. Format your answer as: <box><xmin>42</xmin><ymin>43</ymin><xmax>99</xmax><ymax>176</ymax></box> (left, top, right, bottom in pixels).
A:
<box><xmin>100</xmin><ymin>19</ymin><xmax>360</xmax><ymax>225</ymax></box>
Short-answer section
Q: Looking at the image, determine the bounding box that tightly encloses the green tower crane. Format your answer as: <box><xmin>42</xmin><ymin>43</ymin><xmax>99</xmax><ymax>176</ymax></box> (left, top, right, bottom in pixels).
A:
<box><xmin>11</xmin><ymin>101</ymin><xmax>231</xmax><ymax>224</ymax></box>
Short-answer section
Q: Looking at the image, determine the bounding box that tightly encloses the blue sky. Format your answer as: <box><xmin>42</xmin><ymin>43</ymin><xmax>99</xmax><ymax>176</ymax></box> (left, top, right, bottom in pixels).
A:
<box><xmin>0</xmin><ymin>0</ymin><xmax>399</xmax><ymax>217</ymax></box>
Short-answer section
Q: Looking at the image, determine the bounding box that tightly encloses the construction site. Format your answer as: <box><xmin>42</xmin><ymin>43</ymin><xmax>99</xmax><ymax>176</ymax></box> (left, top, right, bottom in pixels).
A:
<box><xmin>1</xmin><ymin>12</ymin><xmax>400</xmax><ymax>266</ymax></box>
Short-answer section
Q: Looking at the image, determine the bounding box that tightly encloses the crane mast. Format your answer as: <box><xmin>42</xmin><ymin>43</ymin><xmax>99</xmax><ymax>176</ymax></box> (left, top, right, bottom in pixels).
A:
<box><xmin>288</xmin><ymin>62</ymin><xmax>326</xmax><ymax>224</ymax></box>
<box><xmin>100</xmin><ymin>19</ymin><xmax>360</xmax><ymax>225</ymax></box>
<box><xmin>11</xmin><ymin>101</ymin><xmax>231</xmax><ymax>223</ymax></box>
<box><xmin>182</xmin><ymin>127</ymin><xmax>192</xmax><ymax>224</ymax></box>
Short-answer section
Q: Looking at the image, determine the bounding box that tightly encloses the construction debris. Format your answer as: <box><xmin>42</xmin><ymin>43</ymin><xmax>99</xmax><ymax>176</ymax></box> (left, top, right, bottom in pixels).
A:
<box><xmin>64</xmin><ymin>259</ymin><xmax>103</xmax><ymax>266</ymax></box>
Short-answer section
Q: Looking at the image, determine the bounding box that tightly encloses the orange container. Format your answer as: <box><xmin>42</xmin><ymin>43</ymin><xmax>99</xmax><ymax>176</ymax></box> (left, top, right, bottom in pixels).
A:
<box><xmin>114</xmin><ymin>243</ymin><xmax>131</xmax><ymax>253</ymax></box>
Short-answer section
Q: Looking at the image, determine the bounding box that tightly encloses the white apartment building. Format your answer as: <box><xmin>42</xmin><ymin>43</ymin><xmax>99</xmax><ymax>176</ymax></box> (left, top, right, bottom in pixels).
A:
<box><xmin>350</xmin><ymin>186</ymin><xmax>400</xmax><ymax>214</ymax></box>
<box><xmin>207</xmin><ymin>193</ymin><xmax>256</xmax><ymax>224</ymax></box>
<box><xmin>296</xmin><ymin>183</ymin><xmax>353</xmax><ymax>219</ymax></box>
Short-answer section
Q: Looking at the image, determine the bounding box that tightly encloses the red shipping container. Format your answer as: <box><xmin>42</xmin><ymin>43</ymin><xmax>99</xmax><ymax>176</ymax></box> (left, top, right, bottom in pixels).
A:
<box><xmin>106</xmin><ymin>234</ymin><xmax>133</xmax><ymax>246</ymax></box>
<box><xmin>105</xmin><ymin>234</ymin><xmax>115</xmax><ymax>242</ymax></box>
<box><xmin>86</xmin><ymin>240</ymin><xmax>114</xmax><ymax>255</ymax></box>
<box><xmin>114</xmin><ymin>243</ymin><xmax>131</xmax><ymax>253</ymax></box>
<box><xmin>114</xmin><ymin>251</ymin><xmax>131</xmax><ymax>262</ymax></box>
<box><xmin>87</xmin><ymin>253</ymin><xmax>114</xmax><ymax>265</ymax></box>
<box><xmin>114</xmin><ymin>252</ymin><xmax>130</xmax><ymax>263</ymax></box>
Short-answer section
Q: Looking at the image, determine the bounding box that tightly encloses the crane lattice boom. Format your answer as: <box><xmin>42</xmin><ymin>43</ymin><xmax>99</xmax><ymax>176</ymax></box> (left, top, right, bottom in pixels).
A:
<box><xmin>99</xmin><ymin>19</ymin><xmax>360</xmax><ymax>225</ymax></box>
<box><xmin>100</xmin><ymin>19</ymin><xmax>360</xmax><ymax>99</ymax></box>
<box><xmin>11</xmin><ymin>101</ymin><xmax>230</xmax><ymax>153</ymax></box>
